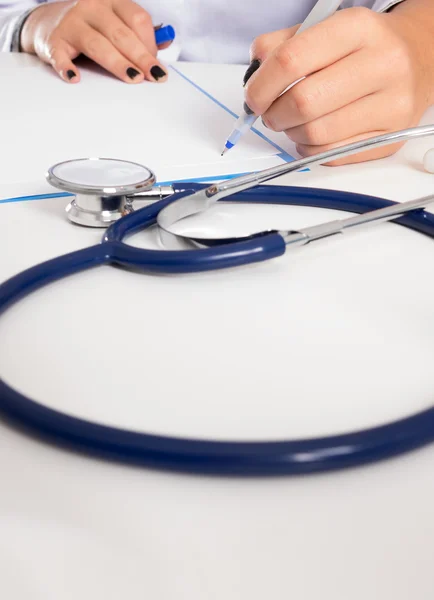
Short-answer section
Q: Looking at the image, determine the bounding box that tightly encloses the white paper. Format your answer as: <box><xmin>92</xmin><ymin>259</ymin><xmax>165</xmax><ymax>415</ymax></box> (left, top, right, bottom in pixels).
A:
<box><xmin>0</xmin><ymin>56</ymin><xmax>297</xmax><ymax>201</ymax></box>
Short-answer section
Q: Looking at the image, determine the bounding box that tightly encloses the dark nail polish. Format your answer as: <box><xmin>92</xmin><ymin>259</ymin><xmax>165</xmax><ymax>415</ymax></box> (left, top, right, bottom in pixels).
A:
<box><xmin>66</xmin><ymin>69</ymin><xmax>76</xmax><ymax>80</ymax></box>
<box><xmin>243</xmin><ymin>59</ymin><xmax>260</xmax><ymax>86</ymax></box>
<box><xmin>243</xmin><ymin>102</ymin><xmax>254</xmax><ymax>115</ymax></box>
<box><xmin>154</xmin><ymin>23</ymin><xmax>163</xmax><ymax>30</ymax></box>
<box><xmin>127</xmin><ymin>67</ymin><xmax>140</xmax><ymax>79</ymax></box>
<box><xmin>150</xmin><ymin>65</ymin><xmax>166</xmax><ymax>80</ymax></box>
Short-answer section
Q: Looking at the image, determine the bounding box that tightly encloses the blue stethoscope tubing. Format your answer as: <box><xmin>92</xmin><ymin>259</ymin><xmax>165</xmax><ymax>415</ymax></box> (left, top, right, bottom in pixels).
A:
<box><xmin>1</xmin><ymin>181</ymin><xmax>434</xmax><ymax>476</ymax></box>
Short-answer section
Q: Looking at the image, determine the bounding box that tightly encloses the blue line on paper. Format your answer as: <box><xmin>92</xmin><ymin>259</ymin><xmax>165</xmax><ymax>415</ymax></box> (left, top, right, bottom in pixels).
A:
<box><xmin>169</xmin><ymin>65</ymin><xmax>296</xmax><ymax>164</ymax></box>
<box><xmin>1</xmin><ymin>65</ymin><xmax>307</xmax><ymax>206</ymax></box>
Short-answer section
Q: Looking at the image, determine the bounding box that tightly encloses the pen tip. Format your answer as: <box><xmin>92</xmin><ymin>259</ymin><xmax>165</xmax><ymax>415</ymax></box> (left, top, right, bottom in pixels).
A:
<box><xmin>221</xmin><ymin>147</ymin><xmax>228</xmax><ymax>156</ymax></box>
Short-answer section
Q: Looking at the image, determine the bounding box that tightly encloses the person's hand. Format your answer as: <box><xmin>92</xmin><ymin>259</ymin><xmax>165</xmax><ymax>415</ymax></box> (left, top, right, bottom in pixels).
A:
<box><xmin>244</xmin><ymin>7</ymin><xmax>434</xmax><ymax>165</ymax></box>
<box><xmin>20</xmin><ymin>0</ymin><xmax>171</xmax><ymax>84</ymax></box>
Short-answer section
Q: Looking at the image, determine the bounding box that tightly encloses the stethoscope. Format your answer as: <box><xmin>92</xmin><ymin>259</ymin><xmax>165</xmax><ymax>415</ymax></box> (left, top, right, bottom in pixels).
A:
<box><xmin>1</xmin><ymin>125</ymin><xmax>434</xmax><ymax>476</ymax></box>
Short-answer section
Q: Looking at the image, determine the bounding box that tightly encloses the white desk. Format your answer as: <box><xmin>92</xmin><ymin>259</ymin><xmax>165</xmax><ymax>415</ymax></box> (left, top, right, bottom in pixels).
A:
<box><xmin>1</xmin><ymin>54</ymin><xmax>434</xmax><ymax>599</ymax></box>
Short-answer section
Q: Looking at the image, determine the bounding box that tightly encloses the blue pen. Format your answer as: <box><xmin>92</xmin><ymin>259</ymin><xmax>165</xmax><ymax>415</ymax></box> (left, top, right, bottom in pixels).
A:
<box><xmin>221</xmin><ymin>0</ymin><xmax>344</xmax><ymax>156</ymax></box>
<box><xmin>154</xmin><ymin>24</ymin><xmax>176</xmax><ymax>46</ymax></box>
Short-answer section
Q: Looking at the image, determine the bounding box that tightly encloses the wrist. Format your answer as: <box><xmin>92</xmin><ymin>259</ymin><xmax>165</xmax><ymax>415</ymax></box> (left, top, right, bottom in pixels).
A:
<box><xmin>19</xmin><ymin>4</ymin><xmax>49</xmax><ymax>54</ymax></box>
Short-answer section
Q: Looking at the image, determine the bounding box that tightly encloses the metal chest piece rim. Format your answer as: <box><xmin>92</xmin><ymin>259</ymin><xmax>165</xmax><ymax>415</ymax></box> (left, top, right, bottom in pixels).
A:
<box><xmin>46</xmin><ymin>157</ymin><xmax>156</xmax><ymax>227</ymax></box>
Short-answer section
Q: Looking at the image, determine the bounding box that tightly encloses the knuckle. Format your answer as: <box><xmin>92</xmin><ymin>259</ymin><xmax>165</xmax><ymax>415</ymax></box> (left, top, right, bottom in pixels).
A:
<box><xmin>387</xmin><ymin>39</ymin><xmax>410</xmax><ymax>71</ymax></box>
<box><xmin>301</xmin><ymin>120</ymin><xmax>327</xmax><ymax>146</ymax></box>
<box><xmin>110</xmin><ymin>26</ymin><xmax>129</xmax><ymax>44</ymax></box>
<box><xmin>251</xmin><ymin>33</ymin><xmax>273</xmax><ymax>58</ymax></box>
<box><xmin>350</xmin><ymin>6</ymin><xmax>383</xmax><ymax>39</ymax></box>
<box><xmin>132</xmin><ymin>10</ymin><xmax>151</xmax><ymax>29</ymax></box>
<box><xmin>291</xmin><ymin>87</ymin><xmax>314</xmax><ymax>120</ymax></box>
<box><xmin>352</xmin><ymin>6</ymin><xmax>376</xmax><ymax>25</ymax></box>
<box><xmin>274</xmin><ymin>44</ymin><xmax>300</xmax><ymax>73</ymax></box>
<box><xmin>84</xmin><ymin>36</ymin><xmax>101</xmax><ymax>57</ymax></box>
<box><xmin>75</xmin><ymin>0</ymin><xmax>96</xmax><ymax>11</ymax></box>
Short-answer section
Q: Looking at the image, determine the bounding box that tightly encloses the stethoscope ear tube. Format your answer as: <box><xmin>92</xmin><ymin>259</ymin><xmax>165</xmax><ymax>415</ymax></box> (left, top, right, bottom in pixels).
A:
<box><xmin>157</xmin><ymin>124</ymin><xmax>434</xmax><ymax>247</ymax></box>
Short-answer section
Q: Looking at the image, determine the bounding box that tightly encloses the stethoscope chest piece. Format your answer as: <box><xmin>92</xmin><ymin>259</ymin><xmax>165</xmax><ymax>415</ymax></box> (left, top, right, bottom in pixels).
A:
<box><xmin>46</xmin><ymin>158</ymin><xmax>156</xmax><ymax>227</ymax></box>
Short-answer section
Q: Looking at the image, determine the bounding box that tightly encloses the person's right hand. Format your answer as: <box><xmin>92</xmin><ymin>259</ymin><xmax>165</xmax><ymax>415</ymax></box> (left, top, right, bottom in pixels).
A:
<box><xmin>20</xmin><ymin>0</ymin><xmax>172</xmax><ymax>84</ymax></box>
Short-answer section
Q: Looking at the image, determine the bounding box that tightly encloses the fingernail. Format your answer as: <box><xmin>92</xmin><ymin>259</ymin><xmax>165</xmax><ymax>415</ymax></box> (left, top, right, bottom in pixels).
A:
<box><xmin>127</xmin><ymin>67</ymin><xmax>140</xmax><ymax>79</ymax></box>
<box><xmin>261</xmin><ymin>117</ymin><xmax>269</xmax><ymax>129</ymax></box>
<box><xmin>150</xmin><ymin>65</ymin><xmax>166</xmax><ymax>81</ymax></box>
<box><xmin>154</xmin><ymin>23</ymin><xmax>163</xmax><ymax>30</ymax></box>
<box><xmin>243</xmin><ymin>59</ymin><xmax>260</xmax><ymax>86</ymax></box>
<box><xmin>66</xmin><ymin>69</ymin><xmax>76</xmax><ymax>80</ymax></box>
<box><xmin>244</xmin><ymin>102</ymin><xmax>254</xmax><ymax>115</ymax></box>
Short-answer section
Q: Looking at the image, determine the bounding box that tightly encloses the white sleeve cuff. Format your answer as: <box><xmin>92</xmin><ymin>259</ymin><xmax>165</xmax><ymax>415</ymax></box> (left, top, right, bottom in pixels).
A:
<box><xmin>0</xmin><ymin>4</ymin><xmax>38</xmax><ymax>52</ymax></box>
<box><xmin>373</xmin><ymin>0</ymin><xmax>407</xmax><ymax>11</ymax></box>
<box><xmin>340</xmin><ymin>0</ymin><xmax>406</xmax><ymax>12</ymax></box>
<box><xmin>0</xmin><ymin>11</ymin><xmax>24</xmax><ymax>52</ymax></box>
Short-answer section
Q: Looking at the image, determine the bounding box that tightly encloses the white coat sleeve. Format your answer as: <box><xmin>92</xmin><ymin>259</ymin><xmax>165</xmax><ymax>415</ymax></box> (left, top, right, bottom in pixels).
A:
<box><xmin>0</xmin><ymin>0</ymin><xmax>48</xmax><ymax>52</ymax></box>
<box><xmin>340</xmin><ymin>0</ymin><xmax>407</xmax><ymax>13</ymax></box>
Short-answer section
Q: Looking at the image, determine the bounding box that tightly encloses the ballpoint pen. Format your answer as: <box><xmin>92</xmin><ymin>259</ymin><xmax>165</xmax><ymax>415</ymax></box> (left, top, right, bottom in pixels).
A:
<box><xmin>221</xmin><ymin>0</ymin><xmax>344</xmax><ymax>156</ymax></box>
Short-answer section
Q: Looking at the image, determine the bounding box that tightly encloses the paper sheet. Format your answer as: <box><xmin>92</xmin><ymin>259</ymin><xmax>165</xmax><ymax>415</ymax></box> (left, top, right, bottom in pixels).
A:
<box><xmin>0</xmin><ymin>55</ymin><xmax>297</xmax><ymax>200</ymax></box>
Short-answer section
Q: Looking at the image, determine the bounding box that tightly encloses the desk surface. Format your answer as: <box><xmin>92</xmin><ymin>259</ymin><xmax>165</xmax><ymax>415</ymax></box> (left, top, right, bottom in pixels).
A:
<box><xmin>1</xmin><ymin>54</ymin><xmax>434</xmax><ymax>600</ymax></box>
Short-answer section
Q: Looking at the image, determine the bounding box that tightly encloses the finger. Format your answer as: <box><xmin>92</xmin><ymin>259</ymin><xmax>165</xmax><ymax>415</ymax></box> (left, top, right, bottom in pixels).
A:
<box><xmin>86</xmin><ymin>6</ymin><xmax>167</xmax><ymax>82</ymax></box>
<box><xmin>284</xmin><ymin>93</ymin><xmax>406</xmax><ymax>146</ymax></box>
<box><xmin>113</xmin><ymin>0</ymin><xmax>158</xmax><ymax>55</ymax></box>
<box><xmin>243</xmin><ymin>25</ymin><xmax>302</xmax><ymax>87</ymax></box>
<box><xmin>262</xmin><ymin>50</ymin><xmax>391</xmax><ymax>133</ymax></box>
<box><xmin>37</xmin><ymin>38</ymin><xmax>81</xmax><ymax>83</ymax></box>
<box><xmin>295</xmin><ymin>130</ymin><xmax>404</xmax><ymax>166</ymax></box>
<box><xmin>69</xmin><ymin>21</ymin><xmax>145</xmax><ymax>83</ymax></box>
<box><xmin>249</xmin><ymin>25</ymin><xmax>299</xmax><ymax>63</ymax></box>
<box><xmin>245</xmin><ymin>7</ymin><xmax>380</xmax><ymax>116</ymax></box>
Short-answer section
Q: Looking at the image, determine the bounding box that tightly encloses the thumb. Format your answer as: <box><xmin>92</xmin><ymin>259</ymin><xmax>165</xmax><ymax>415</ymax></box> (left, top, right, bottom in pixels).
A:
<box><xmin>42</xmin><ymin>39</ymin><xmax>81</xmax><ymax>83</ymax></box>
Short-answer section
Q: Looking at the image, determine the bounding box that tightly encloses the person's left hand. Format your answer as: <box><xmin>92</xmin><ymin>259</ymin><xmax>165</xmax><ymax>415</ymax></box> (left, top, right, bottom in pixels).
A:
<box><xmin>244</xmin><ymin>6</ymin><xmax>434</xmax><ymax>165</ymax></box>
